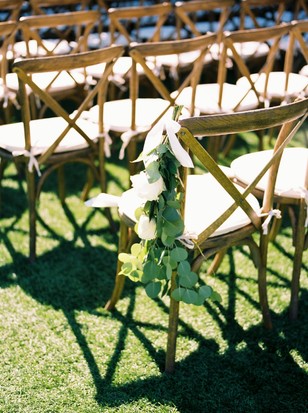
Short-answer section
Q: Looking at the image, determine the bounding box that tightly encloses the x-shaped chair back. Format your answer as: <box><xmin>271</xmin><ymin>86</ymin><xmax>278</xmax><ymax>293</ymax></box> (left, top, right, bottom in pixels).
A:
<box><xmin>29</xmin><ymin>0</ymin><xmax>90</xmax><ymax>15</ymax></box>
<box><xmin>128</xmin><ymin>32</ymin><xmax>217</xmax><ymax>127</ymax></box>
<box><xmin>17</xmin><ymin>10</ymin><xmax>100</xmax><ymax>58</ymax></box>
<box><xmin>13</xmin><ymin>45</ymin><xmax>124</xmax><ymax>166</ymax></box>
<box><xmin>239</xmin><ymin>0</ymin><xmax>287</xmax><ymax>30</ymax></box>
<box><xmin>174</xmin><ymin>0</ymin><xmax>235</xmax><ymax>42</ymax></box>
<box><xmin>108</xmin><ymin>2</ymin><xmax>174</xmax><ymax>45</ymax></box>
<box><xmin>0</xmin><ymin>0</ymin><xmax>24</xmax><ymax>21</ymax></box>
<box><xmin>220</xmin><ymin>23</ymin><xmax>301</xmax><ymax>108</ymax></box>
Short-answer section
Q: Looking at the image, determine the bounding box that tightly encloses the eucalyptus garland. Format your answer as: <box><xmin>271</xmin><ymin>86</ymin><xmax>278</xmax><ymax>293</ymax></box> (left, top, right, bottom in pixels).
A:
<box><xmin>119</xmin><ymin>106</ymin><xmax>221</xmax><ymax>306</ymax></box>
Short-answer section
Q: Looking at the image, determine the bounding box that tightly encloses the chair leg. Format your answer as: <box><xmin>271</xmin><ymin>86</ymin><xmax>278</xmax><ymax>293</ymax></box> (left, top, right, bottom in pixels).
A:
<box><xmin>105</xmin><ymin>221</ymin><xmax>130</xmax><ymax>311</ymax></box>
<box><xmin>206</xmin><ymin>248</ymin><xmax>227</xmax><ymax>275</ymax></box>
<box><xmin>26</xmin><ymin>169</ymin><xmax>37</xmax><ymax>263</ymax></box>
<box><xmin>165</xmin><ymin>272</ymin><xmax>180</xmax><ymax>374</ymax></box>
<box><xmin>289</xmin><ymin>201</ymin><xmax>306</xmax><ymax>320</ymax></box>
<box><xmin>258</xmin><ymin>232</ymin><xmax>272</xmax><ymax>329</ymax></box>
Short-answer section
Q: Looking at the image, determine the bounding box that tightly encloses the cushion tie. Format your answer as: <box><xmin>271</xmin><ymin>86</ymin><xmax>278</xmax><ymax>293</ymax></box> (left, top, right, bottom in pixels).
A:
<box><xmin>12</xmin><ymin>149</ymin><xmax>41</xmax><ymax>177</ymax></box>
<box><xmin>177</xmin><ymin>231</ymin><xmax>198</xmax><ymax>249</ymax></box>
<box><xmin>259</xmin><ymin>209</ymin><xmax>282</xmax><ymax>235</ymax></box>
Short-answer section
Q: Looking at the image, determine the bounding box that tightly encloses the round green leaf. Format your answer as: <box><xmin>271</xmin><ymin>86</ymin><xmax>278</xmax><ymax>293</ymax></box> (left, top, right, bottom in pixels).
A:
<box><xmin>177</xmin><ymin>260</ymin><xmax>191</xmax><ymax>276</ymax></box>
<box><xmin>171</xmin><ymin>287</ymin><xmax>184</xmax><ymax>302</ymax></box>
<box><xmin>141</xmin><ymin>260</ymin><xmax>160</xmax><ymax>283</ymax></box>
<box><xmin>179</xmin><ymin>271</ymin><xmax>198</xmax><ymax>288</ymax></box>
<box><xmin>210</xmin><ymin>290</ymin><xmax>222</xmax><ymax>303</ymax></box>
<box><xmin>118</xmin><ymin>253</ymin><xmax>134</xmax><ymax>264</ymax></box>
<box><xmin>170</xmin><ymin>247</ymin><xmax>188</xmax><ymax>262</ymax></box>
<box><xmin>199</xmin><ymin>285</ymin><xmax>213</xmax><ymax>300</ymax></box>
<box><xmin>182</xmin><ymin>289</ymin><xmax>199</xmax><ymax>305</ymax></box>
<box><xmin>145</xmin><ymin>281</ymin><xmax>162</xmax><ymax>298</ymax></box>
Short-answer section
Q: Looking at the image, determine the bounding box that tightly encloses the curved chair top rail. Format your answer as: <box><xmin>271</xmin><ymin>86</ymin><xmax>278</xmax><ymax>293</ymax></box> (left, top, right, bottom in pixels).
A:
<box><xmin>12</xmin><ymin>44</ymin><xmax>125</xmax><ymax>73</ymax></box>
<box><xmin>179</xmin><ymin>98</ymin><xmax>308</xmax><ymax>137</ymax></box>
<box><xmin>18</xmin><ymin>9</ymin><xmax>101</xmax><ymax>27</ymax></box>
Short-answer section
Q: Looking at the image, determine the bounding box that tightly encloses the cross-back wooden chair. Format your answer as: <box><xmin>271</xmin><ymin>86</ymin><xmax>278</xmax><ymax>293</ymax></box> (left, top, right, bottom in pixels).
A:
<box><xmin>29</xmin><ymin>0</ymin><xmax>90</xmax><ymax>15</ymax></box>
<box><xmin>0</xmin><ymin>21</ymin><xmax>19</xmax><ymax>124</ymax></box>
<box><xmin>7</xmin><ymin>10</ymin><xmax>101</xmax><ymax>118</ymax></box>
<box><xmin>85</xmin><ymin>32</ymin><xmax>217</xmax><ymax>173</ymax></box>
<box><xmin>0</xmin><ymin>0</ymin><xmax>25</xmax><ymax>22</ymax></box>
<box><xmin>108</xmin><ymin>2</ymin><xmax>174</xmax><ymax>45</ymax></box>
<box><xmin>239</xmin><ymin>0</ymin><xmax>287</xmax><ymax>30</ymax></box>
<box><xmin>174</xmin><ymin>0</ymin><xmax>235</xmax><ymax>42</ymax></box>
<box><xmin>98</xmin><ymin>98</ymin><xmax>307</xmax><ymax>373</ymax></box>
<box><xmin>0</xmin><ymin>45</ymin><xmax>124</xmax><ymax>261</ymax></box>
<box><xmin>226</xmin><ymin>22</ymin><xmax>308</xmax><ymax>107</ymax></box>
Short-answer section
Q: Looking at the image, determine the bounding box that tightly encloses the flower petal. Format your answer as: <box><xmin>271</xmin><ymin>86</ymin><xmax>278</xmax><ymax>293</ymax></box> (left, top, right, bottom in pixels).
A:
<box><xmin>142</xmin><ymin>120</ymin><xmax>164</xmax><ymax>158</ymax></box>
<box><xmin>85</xmin><ymin>193</ymin><xmax>120</xmax><ymax>208</ymax></box>
<box><xmin>166</xmin><ymin>120</ymin><xmax>194</xmax><ymax>168</ymax></box>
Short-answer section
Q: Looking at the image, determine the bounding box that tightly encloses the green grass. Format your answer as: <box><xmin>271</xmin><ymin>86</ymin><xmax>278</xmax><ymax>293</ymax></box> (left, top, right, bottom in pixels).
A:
<box><xmin>0</xmin><ymin>131</ymin><xmax>307</xmax><ymax>413</ymax></box>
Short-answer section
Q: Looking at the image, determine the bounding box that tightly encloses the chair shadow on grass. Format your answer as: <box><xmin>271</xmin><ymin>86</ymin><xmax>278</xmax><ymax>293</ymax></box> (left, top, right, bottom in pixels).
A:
<box><xmin>0</xmin><ymin>195</ymin><xmax>307</xmax><ymax>412</ymax></box>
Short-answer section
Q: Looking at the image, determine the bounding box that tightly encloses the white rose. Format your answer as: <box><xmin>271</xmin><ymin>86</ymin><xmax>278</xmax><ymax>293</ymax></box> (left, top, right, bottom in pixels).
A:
<box><xmin>130</xmin><ymin>171</ymin><xmax>165</xmax><ymax>201</ymax></box>
<box><xmin>137</xmin><ymin>214</ymin><xmax>157</xmax><ymax>240</ymax></box>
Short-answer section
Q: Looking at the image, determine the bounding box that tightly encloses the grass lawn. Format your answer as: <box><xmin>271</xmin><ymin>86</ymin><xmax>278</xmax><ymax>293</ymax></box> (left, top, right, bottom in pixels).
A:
<box><xmin>0</xmin><ymin>128</ymin><xmax>307</xmax><ymax>413</ymax></box>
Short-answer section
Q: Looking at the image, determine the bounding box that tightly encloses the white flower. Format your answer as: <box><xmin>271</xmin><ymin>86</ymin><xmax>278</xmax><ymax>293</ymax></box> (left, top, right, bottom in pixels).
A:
<box><xmin>137</xmin><ymin>214</ymin><xmax>157</xmax><ymax>240</ymax></box>
<box><xmin>131</xmin><ymin>171</ymin><xmax>165</xmax><ymax>201</ymax></box>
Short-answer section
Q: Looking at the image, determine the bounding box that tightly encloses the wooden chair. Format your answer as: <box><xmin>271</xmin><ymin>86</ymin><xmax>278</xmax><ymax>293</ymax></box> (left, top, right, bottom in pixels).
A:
<box><xmin>7</xmin><ymin>10</ymin><xmax>101</xmax><ymax>118</ymax></box>
<box><xmin>0</xmin><ymin>45</ymin><xmax>124</xmax><ymax>261</ymax></box>
<box><xmin>239</xmin><ymin>0</ymin><xmax>287</xmax><ymax>30</ymax></box>
<box><xmin>85</xmin><ymin>32</ymin><xmax>217</xmax><ymax>172</ymax></box>
<box><xmin>0</xmin><ymin>0</ymin><xmax>25</xmax><ymax>22</ymax></box>
<box><xmin>0</xmin><ymin>21</ymin><xmax>19</xmax><ymax>124</ymax></box>
<box><xmin>174</xmin><ymin>0</ymin><xmax>235</xmax><ymax>41</ymax></box>
<box><xmin>98</xmin><ymin>98</ymin><xmax>307</xmax><ymax>373</ymax></box>
<box><xmin>28</xmin><ymin>0</ymin><xmax>91</xmax><ymax>15</ymax></box>
<box><xmin>86</xmin><ymin>2</ymin><xmax>174</xmax><ymax>100</ymax></box>
<box><xmin>228</xmin><ymin>22</ymin><xmax>308</xmax><ymax>107</ymax></box>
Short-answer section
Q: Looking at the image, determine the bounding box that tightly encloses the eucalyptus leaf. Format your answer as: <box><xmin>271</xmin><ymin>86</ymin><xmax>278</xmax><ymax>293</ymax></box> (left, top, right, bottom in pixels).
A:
<box><xmin>146</xmin><ymin>161</ymin><xmax>161</xmax><ymax>183</ymax></box>
<box><xmin>131</xmin><ymin>243</ymin><xmax>143</xmax><ymax>257</ymax></box>
<box><xmin>142</xmin><ymin>260</ymin><xmax>160</xmax><ymax>283</ymax></box>
<box><xmin>199</xmin><ymin>285</ymin><xmax>213</xmax><ymax>300</ymax></box>
<box><xmin>161</xmin><ymin>230</ymin><xmax>176</xmax><ymax>247</ymax></box>
<box><xmin>210</xmin><ymin>290</ymin><xmax>222</xmax><ymax>303</ymax></box>
<box><xmin>118</xmin><ymin>253</ymin><xmax>134</xmax><ymax>264</ymax></box>
<box><xmin>127</xmin><ymin>269</ymin><xmax>142</xmax><ymax>282</ymax></box>
<box><xmin>182</xmin><ymin>289</ymin><xmax>199</xmax><ymax>305</ymax></box>
<box><xmin>177</xmin><ymin>260</ymin><xmax>191</xmax><ymax>276</ymax></box>
<box><xmin>163</xmin><ymin>219</ymin><xmax>184</xmax><ymax>237</ymax></box>
<box><xmin>119</xmin><ymin>261</ymin><xmax>133</xmax><ymax>275</ymax></box>
<box><xmin>179</xmin><ymin>271</ymin><xmax>198</xmax><ymax>288</ymax></box>
<box><xmin>145</xmin><ymin>281</ymin><xmax>162</xmax><ymax>298</ymax></box>
<box><xmin>170</xmin><ymin>247</ymin><xmax>188</xmax><ymax>262</ymax></box>
<box><xmin>171</xmin><ymin>287</ymin><xmax>184</xmax><ymax>301</ymax></box>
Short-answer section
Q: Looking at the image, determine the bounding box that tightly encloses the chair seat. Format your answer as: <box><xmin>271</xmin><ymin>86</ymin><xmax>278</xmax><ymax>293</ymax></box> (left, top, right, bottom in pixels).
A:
<box><xmin>230</xmin><ymin>41</ymin><xmax>270</xmax><ymax>59</ymax></box>
<box><xmin>172</xmin><ymin>83</ymin><xmax>259</xmax><ymax>114</ymax></box>
<box><xmin>231</xmin><ymin>147</ymin><xmax>308</xmax><ymax>199</ymax></box>
<box><xmin>84</xmin><ymin>56</ymin><xmax>155</xmax><ymax>79</ymax></box>
<box><xmin>0</xmin><ymin>116</ymin><xmax>99</xmax><ymax>155</ymax></box>
<box><xmin>13</xmin><ymin>39</ymin><xmax>72</xmax><ymax>58</ymax></box>
<box><xmin>119</xmin><ymin>174</ymin><xmax>260</xmax><ymax>238</ymax></box>
<box><xmin>6</xmin><ymin>70</ymin><xmax>86</xmax><ymax>94</ymax></box>
<box><xmin>236</xmin><ymin>72</ymin><xmax>308</xmax><ymax>100</ymax></box>
<box><xmin>88</xmin><ymin>98</ymin><xmax>176</xmax><ymax>133</ymax></box>
<box><xmin>299</xmin><ymin>65</ymin><xmax>308</xmax><ymax>77</ymax></box>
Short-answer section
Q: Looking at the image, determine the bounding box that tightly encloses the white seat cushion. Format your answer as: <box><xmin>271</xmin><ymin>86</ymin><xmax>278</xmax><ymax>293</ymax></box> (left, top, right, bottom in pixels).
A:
<box><xmin>84</xmin><ymin>56</ymin><xmax>155</xmax><ymax>79</ymax></box>
<box><xmin>172</xmin><ymin>83</ymin><xmax>259</xmax><ymax>114</ymax></box>
<box><xmin>231</xmin><ymin>148</ymin><xmax>308</xmax><ymax>199</ymax></box>
<box><xmin>119</xmin><ymin>174</ymin><xmax>260</xmax><ymax>238</ymax></box>
<box><xmin>13</xmin><ymin>39</ymin><xmax>72</xmax><ymax>58</ymax></box>
<box><xmin>299</xmin><ymin>65</ymin><xmax>308</xmax><ymax>77</ymax></box>
<box><xmin>6</xmin><ymin>70</ymin><xmax>85</xmax><ymax>94</ymax></box>
<box><xmin>0</xmin><ymin>117</ymin><xmax>99</xmax><ymax>155</ymax></box>
<box><xmin>229</xmin><ymin>41</ymin><xmax>270</xmax><ymax>59</ymax></box>
<box><xmin>88</xmin><ymin>98</ymin><xmax>185</xmax><ymax>133</ymax></box>
<box><xmin>236</xmin><ymin>72</ymin><xmax>308</xmax><ymax>100</ymax></box>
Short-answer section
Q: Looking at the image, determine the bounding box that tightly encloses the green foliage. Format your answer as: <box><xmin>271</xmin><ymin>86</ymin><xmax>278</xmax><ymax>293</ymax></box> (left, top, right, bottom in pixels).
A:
<box><xmin>119</xmin><ymin>107</ymin><xmax>217</xmax><ymax>304</ymax></box>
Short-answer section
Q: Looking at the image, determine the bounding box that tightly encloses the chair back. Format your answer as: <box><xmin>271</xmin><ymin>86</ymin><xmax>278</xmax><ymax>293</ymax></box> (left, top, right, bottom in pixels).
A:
<box><xmin>108</xmin><ymin>2</ymin><xmax>174</xmax><ymax>45</ymax></box>
<box><xmin>0</xmin><ymin>0</ymin><xmax>24</xmax><ymax>21</ymax></box>
<box><xmin>239</xmin><ymin>0</ymin><xmax>287</xmax><ymax>30</ymax></box>
<box><xmin>174</xmin><ymin>0</ymin><xmax>235</xmax><ymax>41</ymax></box>
<box><xmin>12</xmin><ymin>45</ymin><xmax>124</xmax><ymax>165</ymax></box>
<box><xmin>15</xmin><ymin>10</ymin><xmax>101</xmax><ymax>58</ymax></box>
<box><xmin>128</xmin><ymin>32</ymin><xmax>217</xmax><ymax>128</ymax></box>
<box><xmin>220</xmin><ymin>22</ymin><xmax>301</xmax><ymax>107</ymax></box>
<box><xmin>29</xmin><ymin>0</ymin><xmax>90</xmax><ymax>15</ymax></box>
<box><xmin>178</xmin><ymin>98</ymin><xmax>308</xmax><ymax>245</ymax></box>
<box><xmin>0</xmin><ymin>21</ymin><xmax>18</xmax><ymax>122</ymax></box>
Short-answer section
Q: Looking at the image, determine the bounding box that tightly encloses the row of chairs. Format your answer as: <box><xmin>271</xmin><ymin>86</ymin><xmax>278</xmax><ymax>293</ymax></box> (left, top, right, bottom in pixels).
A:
<box><xmin>0</xmin><ymin>20</ymin><xmax>307</xmax><ymax>257</ymax></box>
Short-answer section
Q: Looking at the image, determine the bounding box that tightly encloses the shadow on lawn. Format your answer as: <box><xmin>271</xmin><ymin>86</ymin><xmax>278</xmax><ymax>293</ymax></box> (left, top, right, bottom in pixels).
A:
<box><xmin>0</xmin><ymin>208</ymin><xmax>307</xmax><ymax>412</ymax></box>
